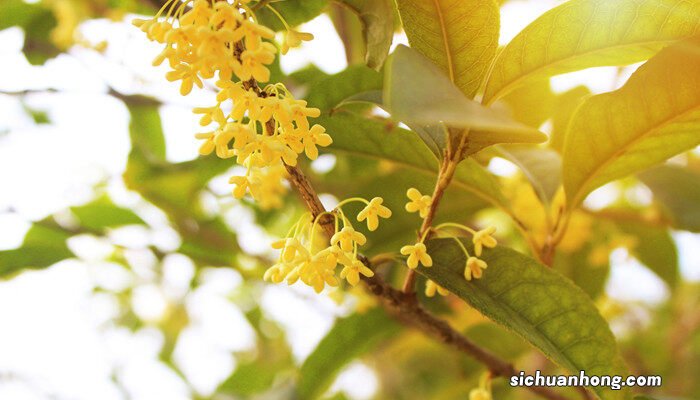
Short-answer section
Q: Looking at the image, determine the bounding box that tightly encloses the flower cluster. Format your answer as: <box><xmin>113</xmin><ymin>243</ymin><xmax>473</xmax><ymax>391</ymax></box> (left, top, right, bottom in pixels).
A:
<box><xmin>401</xmin><ymin>188</ymin><xmax>499</xmax><ymax>296</ymax></box>
<box><xmin>263</xmin><ymin>198</ymin><xmax>392</xmax><ymax>293</ymax></box>
<box><xmin>134</xmin><ymin>0</ymin><xmax>323</xmax><ymax>210</ymax></box>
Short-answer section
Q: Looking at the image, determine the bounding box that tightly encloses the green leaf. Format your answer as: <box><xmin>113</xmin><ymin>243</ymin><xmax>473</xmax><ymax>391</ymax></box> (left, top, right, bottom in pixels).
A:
<box><xmin>500</xmin><ymin>80</ymin><xmax>558</xmax><ymax>128</ymax></box>
<box><xmin>555</xmin><ymin>244</ymin><xmax>610</xmax><ymax>300</ymax></box>
<box><xmin>563</xmin><ymin>36</ymin><xmax>700</xmax><ymax>208</ymax></box>
<box><xmin>318</xmin><ymin>112</ymin><xmax>511</xmax><ymax>213</ymax></box>
<box><xmin>639</xmin><ymin>165</ymin><xmax>700</xmax><ymax>233</ymax></box>
<box><xmin>21</xmin><ymin>6</ymin><xmax>60</xmax><ymax>65</ymax></box>
<box><xmin>71</xmin><ymin>195</ymin><xmax>145</xmax><ymax>231</ymax></box>
<box><xmin>549</xmin><ymin>86</ymin><xmax>592</xmax><ymax>153</ymax></box>
<box><xmin>395</xmin><ymin>0</ymin><xmax>500</xmax><ymax>98</ymax></box>
<box><xmin>483</xmin><ymin>0</ymin><xmax>700</xmax><ymax>103</ymax></box>
<box><xmin>498</xmin><ymin>145</ymin><xmax>562</xmax><ymax>206</ymax></box>
<box><xmin>384</xmin><ymin>45</ymin><xmax>546</xmax><ymax>148</ymax></box>
<box><xmin>122</xmin><ymin>99</ymin><xmax>242</xmax><ymax>268</ymax></box>
<box><xmin>336</xmin><ymin>0</ymin><xmax>395</xmax><ymax>69</ymax></box>
<box><xmin>256</xmin><ymin>0</ymin><xmax>328</xmax><ymax>31</ymax></box>
<box><xmin>123</xmin><ymin>100</ymin><xmax>228</xmax><ymax>214</ymax></box>
<box><xmin>618</xmin><ymin>221</ymin><xmax>679</xmax><ymax>288</ymax></box>
<box><xmin>297</xmin><ymin>308</ymin><xmax>400</xmax><ymax>399</ymax></box>
<box><xmin>0</xmin><ymin>0</ymin><xmax>45</xmax><ymax>29</ymax></box>
<box><xmin>419</xmin><ymin>239</ymin><xmax>630</xmax><ymax>400</ymax></box>
<box><xmin>465</xmin><ymin>322</ymin><xmax>528</xmax><ymax>360</ymax></box>
<box><xmin>307</xmin><ymin>65</ymin><xmax>383</xmax><ymax>112</ymax></box>
<box><xmin>0</xmin><ymin>221</ymin><xmax>74</xmax><ymax>277</ymax></box>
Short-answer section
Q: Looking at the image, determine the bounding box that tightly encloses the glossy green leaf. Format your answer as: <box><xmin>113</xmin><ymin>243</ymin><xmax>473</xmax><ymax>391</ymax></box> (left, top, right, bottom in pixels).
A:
<box><xmin>419</xmin><ymin>239</ymin><xmax>630</xmax><ymax>400</ymax></box>
<box><xmin>396</xmin><ymin>0</ymin><xmax>500</xmax><ymax>98</ymax></box>
<box><xmin>70</xmin><ymin>195</ymin><xmax>145</xmax><ymax>231</ymax></box>
<box><xmin>336</xmin><ymin>0</ymin><xmax>395</xmax><ymax>69</ymax></box>
<box><xmin>498</xmin><ymin>145</ymin><xmax>562</xmax><ymax>206</ymax></box>
<box><xmin>618</xmin><ymin>221</ymin><xmax>679</xmax><ymax>288</ymax></box>
<box><xmin>297</xmin><ymin>308</ymin><xmax>400</xmax><ymax>399</ymax></box>
<box><xmin>563</xmin><ymin>37</ymin><xmax>700</xmax><ymax>208</ymax></box>
<box><xmin>0</xmin><ymin>221</ymin><xmax>74</xmax><ymax>277</ymax></box>
<box><xmin>483</xmin><ymin>0</ymin><xmax>700</xmax><ymax>103</ymax></box>
<box><xmin>306</xmin><ymin>65</ymin><xmax>382</xmax><ymax>112</ymax></box>
<box><xmin>318</xmin><ymin>112</ymin><xmax>511</xmax><ymax>213</ymax></box>
<box><xmin>639</xmin><ymin>165</ymin><xmax>700</xmax><ymax>233</ymax></box>
<box><xmin>385</xmin><ymin>45</ymin><xmax>546</xmax><ymax>146</ymax></box>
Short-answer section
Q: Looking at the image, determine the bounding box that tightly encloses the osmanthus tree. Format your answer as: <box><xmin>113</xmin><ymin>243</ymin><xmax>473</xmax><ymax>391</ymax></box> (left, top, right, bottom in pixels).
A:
<box><xmin>1</xmin><ymin>0</ymin><xmax>700</xmax><ymax>399</ymax></box>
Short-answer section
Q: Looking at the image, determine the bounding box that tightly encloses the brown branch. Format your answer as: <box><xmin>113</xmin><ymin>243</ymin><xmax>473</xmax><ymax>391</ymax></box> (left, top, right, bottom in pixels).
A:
<box><xmin>403</xmin><ymin>129</ymin><xmax>470</xmax><ymax>293</ymax></box>
<box><xmin>284</xmin><ymin>163</ymin><xmax>573</xmax><ymax>400</ymax></box>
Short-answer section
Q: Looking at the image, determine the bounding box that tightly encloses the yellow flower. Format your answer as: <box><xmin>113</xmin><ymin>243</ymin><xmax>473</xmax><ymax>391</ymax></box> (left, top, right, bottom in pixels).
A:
<box><xmin>405</xmin><ymin>187</ymin><xmax>432</xmax><ymax>218</ymax></box>
<box><xmin>235</xmin><ymin>42</ymin><xmax>277</xmax><ymax>82</ymax></box>
<box><xmin>425</xmin><ymin>280</ymin><xmax>449</xmax><ymax>297</ymax></box>
<box><xmin>298</xmin><ymin>250</ymin><xmax>340</xmax><ymax>293</ymax></box>
<box><xmin>357</xmin><ymin>197</ymin><xmax>392</xmax><ymax>231</ymax></box>
<box><xmin>229</xmin><ymin>176</ymin><xmax>249</xmax><ymax>199</ymax></box>
<box><xmin>469</xmin><ymin>388</ymin><xmax>492</xmax><ymax>400</ymax></box>
<box><xmin>340</xmin><ymin>258</ymin><xmax>374</xmax><ymax>286</ymax></box>
<box><xmin>290</xmin><ymin>99</ymin><xmax>321</xmax><ymax>130</ymax></box>
<box><xmin>331</xmin><ymin>226</ymin><xmax>367</xmax><ymax>252</ymax></box>
<box><xmin>193</xmin><ymin>105</ymin><xmax>226</xmax><ymax>127</ymax></box>
<box><xmin>165</xmin><ymin>64</ymin><xmax>203</xmax><ymax>95</ymax></box>
<box><xmin>464</xmin><ymin>257</ymin><xmax>487</xmax><ymax>281</ymax></box>
<box><xmin>236</xmin><ymin>19</ymin><xmax>275</xmax><ymax>50</ymax></box>
<box><xmin>281</xmin><ymin>29</ymin><xmax>314</xmax><ymax>54</ymax></box>
<box><xmin>302</xmin><ymin>124</ymin><xmax>333</xmax><ymax>160</ymax></box>
<box><xmin>472</xmin><ymin>226</ymin><xmax>497</xmax><ymax>256</ymax></box>
<box><xmin>272</xmin><ymin>237</ymin><xmax>307</xmax><ymax>263</ymax></box>
<box><xmin>400</xmin><ymin>242</ymin><xmax>432</xmax><ymax>269</ymax></box>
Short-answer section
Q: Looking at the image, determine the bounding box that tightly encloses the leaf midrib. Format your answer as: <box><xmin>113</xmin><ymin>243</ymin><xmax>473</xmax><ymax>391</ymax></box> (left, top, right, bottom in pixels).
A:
<box><xmin>430</xmin><ymin>0</ymin><xmax>455</xmax><ymax>83</ymax></box>
<box><xmin>568</xmin><ymin>101</ymin><xmax>700</xmax><ymax>207</ymax></box>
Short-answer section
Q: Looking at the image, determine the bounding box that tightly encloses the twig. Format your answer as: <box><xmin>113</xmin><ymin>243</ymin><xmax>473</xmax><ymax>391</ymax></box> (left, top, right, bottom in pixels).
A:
<box><xmin>284</xmin><ymin>163</ymin><xmax>573</xmax><ymax>400</ymax></box>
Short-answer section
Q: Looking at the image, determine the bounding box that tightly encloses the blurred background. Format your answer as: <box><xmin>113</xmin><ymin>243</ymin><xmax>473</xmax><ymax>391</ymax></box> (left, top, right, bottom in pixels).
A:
<box><xmin>1</xmin><ymin>0</ymin><xmax>699</xmax><ymax>399</ymax></box>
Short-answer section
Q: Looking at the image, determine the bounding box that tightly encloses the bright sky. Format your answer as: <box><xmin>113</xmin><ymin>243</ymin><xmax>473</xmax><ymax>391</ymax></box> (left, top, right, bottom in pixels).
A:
<box><xmin>0</xmin><ymin>1</ymin><xmax>699</xmax><ymax>399</ymax></box>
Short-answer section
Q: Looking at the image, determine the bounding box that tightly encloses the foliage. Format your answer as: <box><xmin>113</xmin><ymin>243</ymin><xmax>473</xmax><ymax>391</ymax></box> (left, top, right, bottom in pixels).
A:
<box><xmin>1</xmin><ymin>0</ymin><xmax>700</xmax><ymax>399</ymax></box>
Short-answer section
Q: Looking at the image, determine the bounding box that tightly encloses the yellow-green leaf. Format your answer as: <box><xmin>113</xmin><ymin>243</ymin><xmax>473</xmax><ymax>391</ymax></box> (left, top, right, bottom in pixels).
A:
<box><xmin>563</xmin><ymin>36</ymin><xmax>700</xmax><ymax>208</ymax></box>
<box><xmin>639</xmin><ymin>165</ymin><xmax>700</xmax><ymax>233</ymax></box>
<box><xmin>420</xmin><ymin>239</ymin><xmax>630</xmax><ymax>400</ymax></box>
<box><xmin>483</xmin><ymin>0</ymin><xmax>700</xmax><ymax>103</ymax></box>
<box><xmin>384</xmin><ymin>46</ymin><xmax>546</xmax><ymax>144</ymax></box>
<box><xmin>396</xmin><ymin>0</ymin><xmax>500</xmax><ymax>98</ymax></box>
<box><xmin>318</xmin><ymin>112</ymin><xmax>511</xmax><ymax>212</ymax></box>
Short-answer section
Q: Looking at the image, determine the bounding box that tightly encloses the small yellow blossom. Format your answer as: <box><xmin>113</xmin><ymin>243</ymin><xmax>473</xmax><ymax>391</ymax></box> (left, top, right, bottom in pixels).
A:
<box><xmin>229</xmin><ymin>176</ymin><xmax>249</xmax><ymax>199</ymax></box>
<box><xmin>469</xmin><ymin>388</ymin><xmax>492</xmax><ymax>400</ymax></box>
<box><xmin>339</xmin><ymin>258</ymin><xmax>374</xmax><ymax>286</ymax></box>
<box><xmin>425</xmin><ymin>279</ymin><xmax>449</xmax><ymax>297</ymax></box>
<box><xmin>464</xmin><ymin>257</ymin><xmax>487</xmax><ymax>281</ymax></box>
<box><xmin>302</xmin><ymin>124</ymin><xmax>333</xmax><ymax>160</ymax></box>
<box><xmin>357</xmin><ymin>197</ymin><xmax>392</xmax><ymax>231</ymax></box>
<box><xmin>331</xmin><ymin>226</ymin><xmax>367</xmax><ymax>252</ymax></box>
<box><xmin>134</xmin><ymin>0</ymin><xmax>333</xmax><ymax>209</ymax></box>
<box><xmin>405</xmin><ymin>187</ymin><xmax>432</xmax><ymax>218</ymax></box>
<box><xmin>400</xmin><ymin>242</ymin><xmax>432</xmax><ymax>269</ymax></box>
<box><xmin>472</xmin><ymin>226</ymin><xmax>497</xmax><ymax>256</ymax></box>
<box><xmin>281</xmin><ymin>29</ymin><xmax>314</xmax><ymax>54</ymax></box>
